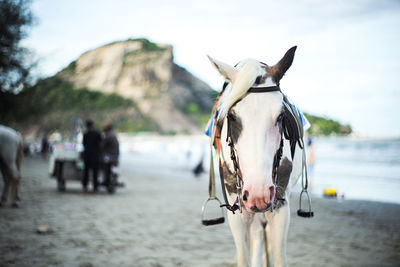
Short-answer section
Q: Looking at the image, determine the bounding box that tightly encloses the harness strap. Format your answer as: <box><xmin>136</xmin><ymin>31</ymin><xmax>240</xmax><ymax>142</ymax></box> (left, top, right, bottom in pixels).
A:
<box><xmin>208</xmin><ymin>143</ymin><xmax>216</xmax><ymax>198</ymax></box>
<box><xmin>201</xmin><ymin>94</ymin><xmax>226</xmax><ymax>226</ymax></box>
<box><xmin>248</xmin><ymin>86</ymin><xmax>281</xmax><ymax>93</ymax></box>
<box><xmin>215</xmin><ymin>111</ymin><xmax>241</xmax><ymax>214</ymax></box>
<box><xmin>272</xmin><ymin>135</ymin><xmax>284</xmax><ymax>185</ymax></box>
<box><xmin>201</xmin><ymin>146</ymin><xmax>225</xmax><ymax>225</ymax></box>
<box><xmin>208</xmin><ymin>93</ymin><xmax>222</xmax><ymax>199</ymax></box>
<box><xmin>297</xmin><ymin>145</ymin><xmax>314</xmax><ymax>218</ymax></box>
<box><xmin>209</xmin><ymin>93</ymin><xmax>241</xmax><ymax>213</ymax></box>
<box><xmin>218</xmin><ymin>165</ymin><xmax>240</xmax><ymax>213</ymax></box>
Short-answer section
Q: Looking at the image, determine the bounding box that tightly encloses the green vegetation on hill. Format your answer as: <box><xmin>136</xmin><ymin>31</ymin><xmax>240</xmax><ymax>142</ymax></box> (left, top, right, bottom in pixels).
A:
<box><xmin>63</xmin><ymin>60</ymin><xmax>77</xmax><ymax>73</ymax></box>
<box><xmin>132</xmin><ymin>38</ymin><xmax>166</xmax><ymax>52</ymax></box>
<box><xmin>2</xmin><ymin>77</ymin><xmax>133</xmax><ymax>118</ymax></box>
<box><xmin>106</xmin><ymin>38</ymin><xmax>166</xmax><ymax>55</ymax></box>
<box><xmin>184</xmin><ymin>102</ymin><xmax>212</xmax><ymax>129</ymax></box>
<box><xmin>124</xmin><ymin>38</ymin><xmax>167</xmax><ymax>62</ymax></box>
<box><xmin>304</xmin><ymin>112</ymin><xmax>352</xmax><ymax>136</ymax></box>
<box><xmin>0</xmin><ymin>76</ymin><xmax>155</xmax><ymax>133</ymax></box>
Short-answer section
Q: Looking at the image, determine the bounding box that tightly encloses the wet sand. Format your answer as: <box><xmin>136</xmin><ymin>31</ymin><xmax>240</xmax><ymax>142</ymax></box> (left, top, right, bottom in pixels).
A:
<box><xmin>1</xmin><ymin>156</ymin><xmax>399</xmax><ymax>267</ymax></box>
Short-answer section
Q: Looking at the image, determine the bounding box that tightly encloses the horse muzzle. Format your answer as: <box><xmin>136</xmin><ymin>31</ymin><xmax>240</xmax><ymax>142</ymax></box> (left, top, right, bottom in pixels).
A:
<box><xmin>242</xmin><ymin>184</ymin><xmax>276</xmax><ymax>213</ymax></box>
<box><xmin>250</xmin><ymin>202</ymin><xmax>274</xmax><ymax>212</ymax></box>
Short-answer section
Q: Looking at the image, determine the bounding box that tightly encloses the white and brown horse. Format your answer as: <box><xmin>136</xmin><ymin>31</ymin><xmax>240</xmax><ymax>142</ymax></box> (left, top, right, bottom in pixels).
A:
<box><xmin>208</xmin><ymin>47</ymin><xmax>306</xmax><ymax>267</ymax></box>
<box><xmin>0</xmin><ymin>125</ymin><xmax>23</xmax><ymax>207</ymax></box>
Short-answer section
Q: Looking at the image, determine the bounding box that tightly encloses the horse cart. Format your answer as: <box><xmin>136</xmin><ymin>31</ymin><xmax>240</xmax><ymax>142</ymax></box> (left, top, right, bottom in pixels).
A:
<box><xmin>49</xmin><ymin>143</ymin><xmax>120</xmax><ymax>193</ymax></box>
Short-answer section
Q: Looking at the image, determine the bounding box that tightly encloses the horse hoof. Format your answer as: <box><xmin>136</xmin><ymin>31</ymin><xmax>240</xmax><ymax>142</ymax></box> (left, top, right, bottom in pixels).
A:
<box><xmin>11</xmin><ymin>203</ymin><xmax>19</xmax><ymax>208</ymax></box>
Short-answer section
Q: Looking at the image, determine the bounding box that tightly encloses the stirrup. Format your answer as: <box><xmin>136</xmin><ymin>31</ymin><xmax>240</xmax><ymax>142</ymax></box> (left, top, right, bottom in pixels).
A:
<box><xmin>201</xmin><ymin>197</ymin><xmax>225</xmax><ymax>226</ymax></box>
<box><xmin>297</xmin><ymin>189</ymin><xmax>314</xmax><ymax>218</ymax></box>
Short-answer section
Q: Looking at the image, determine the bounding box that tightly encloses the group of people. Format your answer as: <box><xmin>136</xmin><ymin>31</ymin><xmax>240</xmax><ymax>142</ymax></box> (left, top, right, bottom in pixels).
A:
<box><xmin>82</xmin><ymin>120</ymin><xmax>119</xmax><ymax>193</ymax></box>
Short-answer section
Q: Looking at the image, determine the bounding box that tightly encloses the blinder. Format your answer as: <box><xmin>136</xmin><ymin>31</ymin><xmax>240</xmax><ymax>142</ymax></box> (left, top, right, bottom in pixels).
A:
<box><xmin>282</xmin><ymin>98</ymin><xmax>304</xmax><ymax>159</ymax></box>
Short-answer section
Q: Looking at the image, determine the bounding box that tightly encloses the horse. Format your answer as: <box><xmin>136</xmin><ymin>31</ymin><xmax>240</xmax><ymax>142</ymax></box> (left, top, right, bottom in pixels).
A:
<box><xmin>0</xmin><ymin>125</ymin><xmax>24</xmax><ymax>207</ymax></box>
<box><xmin>207</xmin><ymin>46</ymin><xmax>307</xmax><ymax>267</ymax></box>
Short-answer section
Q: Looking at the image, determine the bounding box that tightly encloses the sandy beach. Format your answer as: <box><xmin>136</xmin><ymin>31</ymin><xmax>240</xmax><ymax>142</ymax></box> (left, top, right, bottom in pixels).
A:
<box><xmin>0</xmin><ymin>155</ymin><xmax>399</xmax><ymax>267</ymax></box>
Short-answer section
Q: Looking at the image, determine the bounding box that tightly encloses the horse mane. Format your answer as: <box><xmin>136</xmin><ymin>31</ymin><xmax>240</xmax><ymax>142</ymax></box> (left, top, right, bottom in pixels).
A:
<box><xmin>217</xmin><ymin>59</ymin><xmax>261</xmax><ymax>120</ymax></box>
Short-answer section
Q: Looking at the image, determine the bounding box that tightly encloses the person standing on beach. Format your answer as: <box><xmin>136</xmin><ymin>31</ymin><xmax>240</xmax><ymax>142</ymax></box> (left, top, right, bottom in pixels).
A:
<box><xmin>307</xmin><ymin>138</ymin><xmax>316</xmax><ymax>190</ymax></box>
<box><xmin>102</xmin><ymin>124</ymin><xmax>119</xmax><ymax>187</ymax></box>
<box><xmin>82</xmin><ymin>120</ymin><xmax>102</xmax><ymax>193</ymax></box>
<box><xmin>41</xmin><ymin>133</ymin><xmax>50</xmax><ymax>159</ymax></box>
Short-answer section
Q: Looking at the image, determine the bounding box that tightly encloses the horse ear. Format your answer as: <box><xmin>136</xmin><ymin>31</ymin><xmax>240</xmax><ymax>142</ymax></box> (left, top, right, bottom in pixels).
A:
<box><xmin>207</xmin><ymin>55</ymin><xmax>237</xmax><ymax>83</ymax></box>
<box><xmin>269</xmin><ymin>46</ymin><xmax>297</xmax><ymax>84</ymax></box>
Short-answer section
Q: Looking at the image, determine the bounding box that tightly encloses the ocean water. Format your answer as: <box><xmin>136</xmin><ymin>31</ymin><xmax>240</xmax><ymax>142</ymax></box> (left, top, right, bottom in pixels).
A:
<box><xmin>120</xmin><ymin>135</ymin><xmax>400</xmax><ymax>205</ymax></box>
<box><xmin>306</xmin><ymin>137</ymin><xmax>400</xmax><ymax>204</ymax></box>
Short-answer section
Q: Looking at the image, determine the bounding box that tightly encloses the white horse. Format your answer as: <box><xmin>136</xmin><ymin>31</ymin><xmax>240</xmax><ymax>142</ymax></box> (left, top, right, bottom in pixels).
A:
<box><xmin>0</xmin><ymin>125</ymin><xmax>23</xmax><ymax>207</ymax></box>
<box><xmin>207</xmin><ymin>46</ymin><xmax>306</xmax><ymax>267</ymax></box>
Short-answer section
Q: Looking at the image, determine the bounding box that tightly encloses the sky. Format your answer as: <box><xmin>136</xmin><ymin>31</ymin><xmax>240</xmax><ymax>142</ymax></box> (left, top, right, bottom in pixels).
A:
<box><xmin>22</xmin><ymin>0</ymin><xmax>400</xmax><ymax>137</ymax></box>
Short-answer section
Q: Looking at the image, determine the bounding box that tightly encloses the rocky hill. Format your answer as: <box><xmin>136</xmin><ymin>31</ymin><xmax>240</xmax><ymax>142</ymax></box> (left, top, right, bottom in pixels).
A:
<box><xmin>0</xmin><ymin>38</ymin><xmax>351</xmax><ymax>137</ymax></box>
<box><xmin>0</xmin><ymin>38</ymin><xmax>215</xmax><ymax>136</ymax></box>
<box><xmin>56</xmin><ymin>38</ymin><xmax>214</xmax><ymax>134</ymax></box>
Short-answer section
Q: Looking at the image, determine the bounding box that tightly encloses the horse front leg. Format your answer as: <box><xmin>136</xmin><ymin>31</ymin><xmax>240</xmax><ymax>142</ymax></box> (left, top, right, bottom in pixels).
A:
<box><xmin>7</xmin><ymin>163</ymin><xmax>20</xmax><ymax>207</ymax></box>
<box><xmin>265</xmin><ymin>204</ymin><xmax>290</xmax><ymax>267</ymax></box>
<box><xmin>250</xmin><ymin>214</ymin><xmax>267</xmax><ymax>267</ymax></box>
<box><xmin>0</xmin><ymin>170</ymin><xmax>9</xmax><ymax>206</ymax></box>
<box><xmin>228</xmin><ymin>210</ymin><xmax>253</xmax><ymax>267</ymax></box>
<box><xmin>9</xmin><ymin>176</ymin><xmax>19</xmax><ymax>207</ymax></box>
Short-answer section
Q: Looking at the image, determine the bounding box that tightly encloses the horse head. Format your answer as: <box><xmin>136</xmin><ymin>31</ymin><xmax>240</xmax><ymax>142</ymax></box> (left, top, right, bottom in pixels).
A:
<box><xmin>208</xmin><ymin>46</ymin><xmax>297</xmax><ymax>213</ymax></box>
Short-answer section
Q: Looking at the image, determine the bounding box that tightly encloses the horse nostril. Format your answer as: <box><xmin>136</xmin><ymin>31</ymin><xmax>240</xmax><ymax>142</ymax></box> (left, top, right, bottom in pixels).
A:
<box><xmin>243</xmin><ymin>190</ymin><xmax>249</xmax><ymax>201</ymax></box>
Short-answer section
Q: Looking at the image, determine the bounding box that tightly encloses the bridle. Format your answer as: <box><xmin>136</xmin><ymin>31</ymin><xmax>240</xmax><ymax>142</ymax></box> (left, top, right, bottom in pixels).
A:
<box><xmin>216</xmin><ymin>85</ymin><xmax>305</xmax><ymax>214</ymax></box>
<box><xmin>202</xmin><ymin>84</ymin><xmax>313</xmax><ymax>226</ymax></box>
